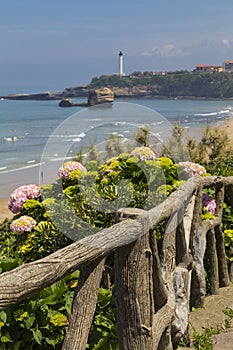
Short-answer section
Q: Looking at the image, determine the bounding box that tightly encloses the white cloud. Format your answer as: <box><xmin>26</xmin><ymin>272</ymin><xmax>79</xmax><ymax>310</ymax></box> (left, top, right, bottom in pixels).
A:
<box><xmin>221</xmin><ymin>38</ymin><xmax>233</xmax><ymax>48</ymax></box>
<box><xmin>200</xmin><ymin>38</ymin><xmax>233</xmax><ymax>50</ymax></box>
<box><xmin>141</xmin><ymin>44</ymin><xmax>183</xmax><ymax>57</ymax></box>
<box><xmin>222</xmin><ymin>39</ymin><xmax>231</xmax><ymax>47</ymax></box>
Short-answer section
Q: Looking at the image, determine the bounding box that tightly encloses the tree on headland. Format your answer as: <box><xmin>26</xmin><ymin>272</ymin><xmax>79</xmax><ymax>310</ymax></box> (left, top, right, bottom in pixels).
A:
<box><xmin>187</xmin><ymin>125</ymin><xmax>232</xmax><ymax>164</ymax></box>
<box><xmin>87</xmin><ymin>142</ymin><xmax>101</xmax><ymax>162</ymax></box>
<box><xmin>161</xmin><ymin>122</ymin><xmax>190</xmax><ymax>162</ymax></box>
<box><xmin>105</xmin><ymin>133</ymin><xmax>127</xmax><ymax>158</ymax></box>
<box><xmin>158</xmin><ymin>121</ymin><xmax>233</xmax><ymax>166</ymax></box>
<box><xmin>134</xmin><ymin>125</ymin><xmax>150</xmax><ymax>147</ymax></box>
<box><xmin>200</xmin><ymin>126</ymin><xmax>232</xmax><ymax>161</ymax></box>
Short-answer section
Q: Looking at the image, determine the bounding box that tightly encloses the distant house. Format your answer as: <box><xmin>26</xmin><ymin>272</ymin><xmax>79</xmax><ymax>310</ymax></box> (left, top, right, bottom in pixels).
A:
<box><xmin>223</xmin><ymin>60</ymin><xmax>233</xmax><ymax>72</ymax></box>
<box><xmin>195</xmin><ymin>64</ymin><xmax>223</xmax><ymax>73</ymax></box>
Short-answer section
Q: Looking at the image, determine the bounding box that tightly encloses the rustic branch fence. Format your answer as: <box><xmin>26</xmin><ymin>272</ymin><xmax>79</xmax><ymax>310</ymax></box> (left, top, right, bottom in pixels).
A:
<box><xmin>1</xmin><ymin>176</ymin><xmax>233</xmax><ymax>349</ymax></box>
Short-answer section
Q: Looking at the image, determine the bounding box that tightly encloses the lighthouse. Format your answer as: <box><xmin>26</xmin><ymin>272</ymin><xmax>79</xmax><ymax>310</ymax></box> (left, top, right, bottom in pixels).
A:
<box><xmin>119</xmin><ymin>51</ymin><xmax>123</xmax><ymax>77</ymax></box>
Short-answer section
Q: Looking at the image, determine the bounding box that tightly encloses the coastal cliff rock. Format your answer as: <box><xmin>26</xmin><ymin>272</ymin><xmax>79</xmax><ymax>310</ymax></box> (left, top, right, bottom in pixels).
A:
<box><xmin>62</xmin><ymin>85</ymin><xmax>90</xmax><ymax>98</ymax></box>
<box><xmin>59</xmin><ymin>98</ymin><xmax>74</xmax><ymax>107</ymax></box>
<box><xmin>87</xmin><ymin>87</ymin><xmax>114</xmax><ymax>106</ymax></box>
<box><xmin>3</xmin><ymin>91</ymin><xmax>62</xmax><ymax>100</ymax></box>
<box><xmin>58</xmin><ymin>88</ymin><xmax>114</xmax><ymax>107</ymax></box>
<box><xmin>6</xmin><ymin>71</ymin><xmax>233</xmax><ymax>101</ymax></box>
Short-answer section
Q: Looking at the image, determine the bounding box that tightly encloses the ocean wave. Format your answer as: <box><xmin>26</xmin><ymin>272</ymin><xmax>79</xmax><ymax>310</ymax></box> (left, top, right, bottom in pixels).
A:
<box><xmin>69</xmin><ymin>137</ymin><xmax>81</xmax><ymax>142</ymax></box>
<box><xmin>0</xmin><ymin>162</ymin><xmax>45</xmax><ymax>174</ymax></box>
<box><xmin>49</xmin><ymin>156</ymin><xmax>73</xmax><ymax>162</ymax></box>
<box><xmin>194</xmin><ymin>109</ymin><xmax>230</xmax><ymax>117</ymax></box>
<box><xmin>48</xmin><ymin>134</ymin><xmax>81</xmax><ymax>138</ymax></box>
<box><xmin>219</xmin><ymin>109</ymin><xmax>230</xmax><ymax>114</ymax></box>
<box><xmin>4</xmin><ymin>136</ymin><xmax>19</xmax><ymax>142</ymax></box>
<box><xmin>152</xmin><ymin>121</ymin><xmax>164</xmax><ymax>125</ymax></box>
<box><xmin>48</xmin><ymin>132</ymin><xmax>86</xmax><ymax>142</ymax></box>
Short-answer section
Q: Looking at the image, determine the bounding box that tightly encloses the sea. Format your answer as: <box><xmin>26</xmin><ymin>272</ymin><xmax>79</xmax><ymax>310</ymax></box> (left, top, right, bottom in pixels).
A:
<box><xmin>0</xmin><ymin>94</ymin><xmax>233</xmax><ymax>198</ymax></box>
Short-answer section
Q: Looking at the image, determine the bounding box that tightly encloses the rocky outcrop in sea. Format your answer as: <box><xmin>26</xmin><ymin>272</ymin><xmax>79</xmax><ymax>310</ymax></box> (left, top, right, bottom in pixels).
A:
<box><xmin>58</xmin><ymin>87</ymin><xmax>114</xmax><ymax>107</ymax></box>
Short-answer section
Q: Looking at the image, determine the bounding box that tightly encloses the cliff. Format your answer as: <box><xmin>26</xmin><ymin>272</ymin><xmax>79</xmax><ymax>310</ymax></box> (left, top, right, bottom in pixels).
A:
<box><xmin>3</xmin><ymin>71</ymin><xmax>233</xmax><ymax>101</ymax></box>
<box><xmin>58</xmin><ymin>88</ymin><xmax>114</xmax><ymax>107</ymax></box>
<box><xmin>87</xmin><ymin>87</ymin><xmax>114</xmax><ymax>105</ymax></box>
<box><xmin>89</xmin><ymin>71</ymin><xmax>233</xmax><ymax>99</ymax></box>
<box><xmin>61</xmin><ymin>71</ymin><xmax>233</xmax><ymax>99</ymax></box>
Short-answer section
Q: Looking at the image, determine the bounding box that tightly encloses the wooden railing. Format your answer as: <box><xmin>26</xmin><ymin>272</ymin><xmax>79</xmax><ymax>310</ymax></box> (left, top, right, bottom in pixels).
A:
<box><xmin>0</xmin><ymin>176</ymin><xmax>233</xmax><ymax>349</ymax></box>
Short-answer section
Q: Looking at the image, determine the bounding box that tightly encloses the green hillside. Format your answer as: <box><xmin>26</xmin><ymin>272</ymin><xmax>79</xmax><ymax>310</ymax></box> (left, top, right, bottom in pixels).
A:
<box><xmin>89</xmin><ymin>71</ymin><xmax>233</xmax><ymax>98</ymax></box>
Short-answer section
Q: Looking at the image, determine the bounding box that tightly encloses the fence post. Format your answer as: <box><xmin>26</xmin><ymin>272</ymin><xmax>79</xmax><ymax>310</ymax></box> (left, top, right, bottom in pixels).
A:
<box><xmin>190</xmin><ymin>186</ymin><xmax>206</xmax><ymax>308</ymax></box>
<box><xmin>215</xmin><ymin>225</ymin><xmax>230</xmax><ymax>287</ymax></box>
<box><xmin>115</xmin><ymin>208</ymin><xmax>155</xmax><ymax>350</ymax></box>
<box><xmin>214</xmin><ymin>183</ymin><xmax>230</xmax><ymax>287</ymax></box>
<box><xmin>206</xmin><ymin>229</ymin><xmax>219</xmax><ymax>295</ymax></box>
<box><xmin>62</xmin><ymin>259</ymin><xmax>105</xmax><ymax>350</ymax></box>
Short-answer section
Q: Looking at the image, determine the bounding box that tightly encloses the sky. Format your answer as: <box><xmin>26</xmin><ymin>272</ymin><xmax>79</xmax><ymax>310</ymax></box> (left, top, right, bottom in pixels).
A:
<box><xmin>1</xmin><ymin>0</ymin><xmax>233</xmax><ymax>93</ymax></box>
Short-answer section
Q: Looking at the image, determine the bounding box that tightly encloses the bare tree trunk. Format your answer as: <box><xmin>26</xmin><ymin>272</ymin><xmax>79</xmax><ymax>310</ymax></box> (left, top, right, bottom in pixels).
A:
<box><xmin>215</xmin><ymin>225</ymin><xmax>230</xmax><ymax>287</ymax></box>
<box><xmin>149</xmin><ymin>230</ymin><xmax>168</xmax><ymax>310</ymax></box>
<box><xmin>215</xmin><ymin>183</ymin><xmax>225</xmax><ymax>217</ymax></box>
<box><xmin>171</xmin><ymin>199</ymin><xmax>195</xmax><ymax>345</ymax></box>
<box><xmin>229</xmin><ymin>246</ymin><xmax>233</xmax><ymax>283</ymax></box>
<box><xmin>176</xmin><ymin>217</ymin><xmax>193</xmax><ymax>269</ymax></box>
<box><xmin>62</xmin><ymin>259</ymin><xmax>105</xmax><ymax>350</ymax></box>
<box><xmin>158</xmin><ymin>325</ymin><xmax>173</xmax><ymax>350</ymax></box>
<box><xmin>152</xmin><ymin>304</ymin><xmax>174</xmax><ymax>349</ymax></box>
<box><xmin>206</xmin><ymin>229</ymin><xmax>219</xmax><ymax>295</ymax></box>
<box><xmin>190</xmin><ymin>186</ymin><xmax>206</xmax><ymax>308</ymax></box>
<box><xmin>114</xmin><ymin>231</ymin><xmax>155</xmax><ymax>349</ymax></box>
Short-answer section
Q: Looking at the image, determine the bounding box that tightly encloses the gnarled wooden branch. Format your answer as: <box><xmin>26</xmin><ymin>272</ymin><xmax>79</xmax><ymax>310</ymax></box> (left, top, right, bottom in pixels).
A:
<box><xmin>215</xmin><ymin>225</ymin><xmax>230</xmax><ymax>287</ymax></box>
<box><xmin>62</xmin><ymin>258</ymin><xmax>105</xmax><ymax>350</ymax></box>
<box><xmin>0</xmin><ymin>220</ymin><xmax>142</xmax><ymax>309</ymax></box>
<box><xmin>206</xmin><ymin>229</ymin><xmax>219</xmax><ymax>295</ymax></box>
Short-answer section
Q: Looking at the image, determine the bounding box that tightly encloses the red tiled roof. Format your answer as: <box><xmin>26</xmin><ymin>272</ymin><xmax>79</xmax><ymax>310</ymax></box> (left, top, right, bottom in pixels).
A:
<box><xmin>196</xmin><ymin>64</ymin><xmax>222</xmax><ymax>69</ymax></box>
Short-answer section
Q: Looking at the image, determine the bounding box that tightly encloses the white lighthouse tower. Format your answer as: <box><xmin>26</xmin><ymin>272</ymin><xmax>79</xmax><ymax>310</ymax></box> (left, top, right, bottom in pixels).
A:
<box><xmin>119</xmin><ymin>51</ymin><xmax>124</xmax><ymax>77</ymax></box>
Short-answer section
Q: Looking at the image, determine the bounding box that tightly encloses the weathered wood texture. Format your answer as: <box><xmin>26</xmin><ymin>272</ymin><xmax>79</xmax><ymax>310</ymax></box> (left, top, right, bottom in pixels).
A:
<box><xmin>62</xmin><ymin>259</ymin><xmax>105</xmax><ymax>350</ymax></box>
<box><xmin>115</xmin><ymin>233</ymin><xmax>155</xmax><ymax>349</ymax></box>
<box><xmin>0</xmin><ymin>176</ymin><xmax>232</xmax><ymax>349</ymax></box>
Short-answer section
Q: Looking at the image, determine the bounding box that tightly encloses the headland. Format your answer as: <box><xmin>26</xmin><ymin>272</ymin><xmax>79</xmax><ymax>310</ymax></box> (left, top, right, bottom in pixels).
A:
<box><xmin>3</xmin><ymin>71</ymin><xmax>233</xmax><ymax>101</ymax></box>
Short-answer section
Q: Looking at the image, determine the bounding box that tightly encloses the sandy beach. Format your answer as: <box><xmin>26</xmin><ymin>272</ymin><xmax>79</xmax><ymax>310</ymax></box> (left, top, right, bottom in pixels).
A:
<box><xmin>1</xmin><ymin>117</ymin><xmax>233</xmax><ymax>223</ymax></box>
<box><xmin>218</xmin><ymin>117</ymin><xmax>233</xmax><ymax>138</ymax></box>
<box><xmin>0</xmin><ymin>165</ymin><xmax>40</xmax><ymax>199</ymax></box>
<box><xmin>0</xmin><ymin>198</ymin><xmax>13</xmax><ymax>222</ymax></box>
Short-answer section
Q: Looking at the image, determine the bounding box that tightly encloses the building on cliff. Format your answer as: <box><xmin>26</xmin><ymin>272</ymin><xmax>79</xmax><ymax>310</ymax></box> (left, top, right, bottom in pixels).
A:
<box><xmin>195</xmin><ymin>64</ymin><xmax>223</xmax><ymax>73</ymax></box>
<box><xmin>223</xmin><ymin>60</ymin><xmax>233</xmax><ymax>72</ymax></box>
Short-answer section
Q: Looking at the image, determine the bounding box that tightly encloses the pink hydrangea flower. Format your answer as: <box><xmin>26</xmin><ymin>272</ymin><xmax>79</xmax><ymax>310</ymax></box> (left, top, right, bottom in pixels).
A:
<box><xmin>8</xmin><ymin>184</ymin><xmax>41</xmax><ymax>214</ymax></box>
<box><xmin>58</xmin><ymin>161</ymin><xmax>87</xmax><ymax>179</ymax></box>
<box><xmin>10</xmin><ymin>215</ymin><xmax>37</xmax><ymax>234</ymax></box>
<box><xmin>130</xmin><ymin>147</ymin><xmax>156</xmax><ymax>161</ymax></box>
<box><xmin>179</xmin><ymin>162</ymin><xmax>207</xmax><ymax>177</ymax></box>
<box><xmin>202</xmin><ymin>193</ymin><xmax>216</xmax><ymax>214</ymax></box>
